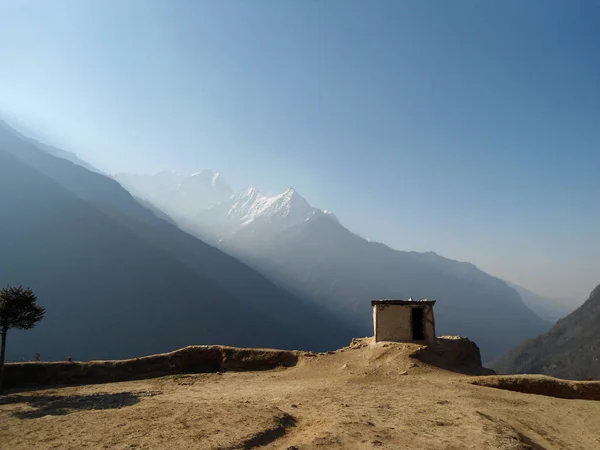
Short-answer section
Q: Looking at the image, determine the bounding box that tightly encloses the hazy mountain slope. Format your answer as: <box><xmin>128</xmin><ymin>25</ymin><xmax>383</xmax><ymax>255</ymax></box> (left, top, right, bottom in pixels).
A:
<box><xmin>98</xmin><ymin>206</ymin><xmax>356</xmax><ymax>351</ymax></box>
<box><xmin>0</xmin><ymin>121</ymin><xmax>157</xmax><ymax>227</ymax></box>
<box><xmin>114</xmin><ymin>170</ymin><xmax>233</xmax><ymax>221</ymax></box>
<box><xmin>0</xmin><ymin>117</ymin><xmax>101</xmax><ymax>173</ymax></box>
<box><xmin>132</xmin><ymin>195</ymin><xmax>179</xmax><ymax>226</ymax></box>
<box><xmin>111</xmin><ymin>173</ymin><xmax>551</xmax><ymax>361</ymax></box>
<box><xmin>492</xmin><ymin>284</ymin><xmax>600</xmax><ymax>380</ymax></box>
<box><xmin>0</xmin><ymin>147</ymin><xmax>280</xmax><ymax>360</ymax></box>
<box><xmin>506</xmin><ymin>282</ymin><xmax>576</xmax><ymax>323</ymax></box>
<box><xmin>0</xmin><ymin>124</ymin><xmax>357</xmax><ymax>360</ymax></box>
<box><xmin>0</xmin><ymin>120</ymin><xmax>357</xmax><ymax>354</ymax></box>
<box><xmin>221</xmin><ymin>214</ymin><xmax>551</xmax><ymax>362</ymax></box>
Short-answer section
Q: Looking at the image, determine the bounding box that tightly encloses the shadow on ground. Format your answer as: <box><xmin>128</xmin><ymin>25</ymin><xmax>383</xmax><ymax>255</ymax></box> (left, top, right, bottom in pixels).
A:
<box><xmin>0</xmin><ymin>390</ymin><xmax>161</xmax><ymax>419</ymax></box>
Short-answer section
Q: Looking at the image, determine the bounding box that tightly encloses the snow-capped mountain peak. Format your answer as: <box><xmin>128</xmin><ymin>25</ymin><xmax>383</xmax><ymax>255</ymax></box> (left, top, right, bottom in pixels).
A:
<box><xmin>115</xmin><ymin>169</ymin><xmax>339</xmax><ymax>237</ymax></box>
<box><xmin>195</xmin><ymin>184</ymin><xmax>335</xmax><ymax>237</ymax></box>
<box><xmin>227</xmin><ymin>186</ymin><xmax>313</xmax><ymax>226</ymax></box>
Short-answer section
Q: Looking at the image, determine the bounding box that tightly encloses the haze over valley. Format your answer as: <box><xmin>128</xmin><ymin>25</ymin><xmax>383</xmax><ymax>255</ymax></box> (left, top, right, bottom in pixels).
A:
<box><xmin>115</xmin><ymin>170</ymin><xmax>559</xmax><ymax>362</ymax></box>
<box><xmin>1</xmin><ymin>115</ymin><xmax>593</xmax><ymax>369</ymax></box>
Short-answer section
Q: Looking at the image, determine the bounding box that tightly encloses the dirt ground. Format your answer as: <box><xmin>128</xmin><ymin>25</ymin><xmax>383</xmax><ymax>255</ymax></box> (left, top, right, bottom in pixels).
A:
<box><xmin>1</xmin><ymin>341</ymin><xmax>599</xmax><ymax>449</ymax></box>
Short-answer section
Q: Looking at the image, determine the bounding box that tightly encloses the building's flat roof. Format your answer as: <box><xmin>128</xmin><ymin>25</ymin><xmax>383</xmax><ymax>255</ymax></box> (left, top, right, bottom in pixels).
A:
<box><xmin>371</xmin><ymin>299</ymin><xmax>436</xmax><ymax>306</ymax></box>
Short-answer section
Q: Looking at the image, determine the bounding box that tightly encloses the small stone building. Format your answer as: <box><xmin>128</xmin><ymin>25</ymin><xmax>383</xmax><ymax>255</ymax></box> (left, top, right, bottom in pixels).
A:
<box><xmin>372</xmin><ymin>299</ymin><xmax>436</xmax><ymax>343</ymax></box>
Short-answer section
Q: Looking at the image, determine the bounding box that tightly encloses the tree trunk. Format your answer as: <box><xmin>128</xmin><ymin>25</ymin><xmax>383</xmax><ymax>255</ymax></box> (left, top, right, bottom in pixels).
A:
<box><xmin>0</xmin><ymin>327</ymin><xmax>7</xmax><ymax>395</ymax></box>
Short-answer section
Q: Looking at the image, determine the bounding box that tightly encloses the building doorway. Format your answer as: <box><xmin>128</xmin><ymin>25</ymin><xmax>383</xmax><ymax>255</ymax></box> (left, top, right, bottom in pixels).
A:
<box><xmin>411</xmin><ymin>307</ymin><xmax>425</xmax><ymax>340</ymax></box>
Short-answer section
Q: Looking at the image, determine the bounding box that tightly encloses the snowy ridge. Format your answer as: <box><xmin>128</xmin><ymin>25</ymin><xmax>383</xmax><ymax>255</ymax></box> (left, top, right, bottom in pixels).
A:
<box><xmin>115</xmin><ymin>169</ymin><xmax>338</xmax><ymax>237</ymax></box>
<box><xmin>197</xmin><ymin>185</ymin><xmax>337</xmax><ymax>236</ymax></box>
<box><xmin>234</xmin><ymin>187</ymin><xmax>312</xmax><ymax>225</ymax></box>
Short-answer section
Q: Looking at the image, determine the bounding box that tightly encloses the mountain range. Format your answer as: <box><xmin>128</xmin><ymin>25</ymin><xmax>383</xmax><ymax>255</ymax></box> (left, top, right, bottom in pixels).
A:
<box><xmin>115</xmin><ymin>171</ymin><xmax>554</xmax><ymax>361</ymax></box>
<box><xmin>3</xmin><ymin>119</ymin><xmax>581</xmax><ymax>365</ymax></box>
<box><xmin>493</xmin><ymin>284</ymin><xmax>600</xmax><ymax>380</ymax></box>
<box><xmin>0</xmin><ymin>120</ymin><xmax>356</xmax><ymax>361</ymax></box>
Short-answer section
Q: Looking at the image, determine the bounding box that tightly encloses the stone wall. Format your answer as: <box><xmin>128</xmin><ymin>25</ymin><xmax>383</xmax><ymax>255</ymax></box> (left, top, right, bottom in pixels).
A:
<box><xmin>3</xmin><ymin>345</ymin><xmax>300</xmax><ymax>390</ymax></box>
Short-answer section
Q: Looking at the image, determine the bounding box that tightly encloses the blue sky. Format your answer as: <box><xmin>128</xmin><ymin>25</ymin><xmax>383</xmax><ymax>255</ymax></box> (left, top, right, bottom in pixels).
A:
<box><xmin>1</xmin><ymin>0</ymin><xmax>599</xmax><ymax>302</ymax></box>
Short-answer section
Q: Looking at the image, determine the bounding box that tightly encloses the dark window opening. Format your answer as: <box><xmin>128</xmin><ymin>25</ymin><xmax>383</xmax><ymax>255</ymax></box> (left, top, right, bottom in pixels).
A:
<box><xmin>412</xmin><ymin>307</ymin><xmax>425</xmax><ymax>340</ymax></box>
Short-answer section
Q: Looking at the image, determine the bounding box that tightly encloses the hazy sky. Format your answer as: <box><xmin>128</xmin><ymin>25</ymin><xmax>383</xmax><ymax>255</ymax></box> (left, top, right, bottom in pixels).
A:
<box><xmin>1</xmin><ymin>0</ymin><xmax>599</xmax><ymax>302</ymax></box>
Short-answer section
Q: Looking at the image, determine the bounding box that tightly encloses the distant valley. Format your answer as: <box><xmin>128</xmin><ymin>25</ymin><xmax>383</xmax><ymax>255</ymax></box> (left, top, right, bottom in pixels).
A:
<box><xmin>493</xmin><ymin>283</ymin><xmax>600</xmax><ymax>380</ymax></box>
<box><xmin>506</xmin><ymin>282</ymin><xmax>578</xmax><ymax>324</ymax></box>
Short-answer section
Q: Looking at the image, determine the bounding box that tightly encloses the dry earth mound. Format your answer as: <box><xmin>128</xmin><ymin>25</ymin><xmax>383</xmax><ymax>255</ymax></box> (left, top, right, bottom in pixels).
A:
<box><xmin>2</xmin><ymin>339</ymin><xmax>600</xmax><ymax>449</ymax></box>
